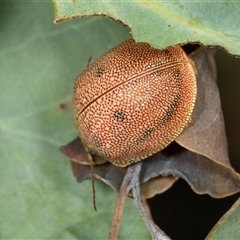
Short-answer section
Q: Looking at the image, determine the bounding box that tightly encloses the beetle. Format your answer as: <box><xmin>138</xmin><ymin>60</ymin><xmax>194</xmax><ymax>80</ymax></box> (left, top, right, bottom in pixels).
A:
<box><xmin>73</xmin><ymin>39</ymin><xmax>196</xmax><ymax>167</ymax></box>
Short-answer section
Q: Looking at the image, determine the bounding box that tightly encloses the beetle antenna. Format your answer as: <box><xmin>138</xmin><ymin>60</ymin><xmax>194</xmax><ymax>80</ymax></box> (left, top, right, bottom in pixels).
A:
<box><xmin>89</xmin><ymin>155</ymin><xmax>97</xmax><ymax>211</ymax></box>
<box><xmin>87</xmin><ymin>56</ymin><xmax>92</xmax><ymax>68</ymax></box>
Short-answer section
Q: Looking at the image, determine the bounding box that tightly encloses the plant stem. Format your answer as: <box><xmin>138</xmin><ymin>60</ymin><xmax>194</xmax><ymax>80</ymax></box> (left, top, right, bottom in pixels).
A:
<box><xmin>108</xmin><ymin>162</ymin><xmax>142</xmax><ymax>240</ymax></box>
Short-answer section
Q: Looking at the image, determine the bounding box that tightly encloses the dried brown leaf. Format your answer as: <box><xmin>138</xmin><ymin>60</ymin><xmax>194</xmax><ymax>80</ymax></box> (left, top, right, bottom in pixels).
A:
<box><xmin>140</xmin><ymin>143</ymin><xmax>240</xmax><ymax>198</ymax></box>
<box><xmin>60</xmin><ymin>137</ymin><xmax>107</xmax><ymax>165</ymax></box>
<box><xmin>60</xmin><ymin>48</ymin><xmax>240</xmax><ymax>200</ymax></box>
<box><xmin>141</xmin><ymin>176</ymin><xmax>178</xmax><ymax>199</ymax></box>
<box><xmin>61</xmin><ymin>139</ymin><xmax>177</xmax><ymax>198</ymax></box>
<box><xmin>60</xmin><ymin>46</ymin><xmax>240</xmax><ymax>240</ymax></box>
<box><xmin>70</xmin><ymin>160</ymin><xmax>126</xmax><ymax>191</ymax></box>
<box><xmin>176</xmin><ymin>48</ymin><xmax>230</xmax><ymax>165</ymax></box>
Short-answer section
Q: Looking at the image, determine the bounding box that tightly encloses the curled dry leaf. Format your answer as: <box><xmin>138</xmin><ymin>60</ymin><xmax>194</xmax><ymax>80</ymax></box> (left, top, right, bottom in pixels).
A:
<box><xmin>60</xmin><ymin>46</ymin><xmax>240</xmax><ymax>239</ymax></box>
<box><xmin>60</xmin><ymin>138</ymin><xmax>178</xmax><ymax>197</ymax></box>
<box><xmin>140</xmin><ymin>176</ymin><xmax>178</xmax><ymax>199</ymax></box>
<box><xmin>60</xmin><ymin>47</ymin><xmax>240</xmax><ymax>199</ymax></box>
<box><xmin>176</xmin><ymin>48</ymin><xmax>230</xmax><ymax>165</ymax></box>
<box><xmin>61</xmin><ymin>138</ymin><xmax>126</xmax><ymax>191</ymax></box>
<box><xmin>140</xmin><ymin>48</ymin><xmax>240</xmax><ymax>197</ymax></box>
<box><xmin>140</xmin><ymin>142</ymin><xmax>240</xmax><ymax>198</ymax></box>
<box><xmin>60</xmin><ymin>137</ymin><xmax>107</xmax><ymax>165</ymax></box>
<box><xmin>69</xmin><ymin>159</ymin><xmax>126</xmax><ymax>191</ymax></box>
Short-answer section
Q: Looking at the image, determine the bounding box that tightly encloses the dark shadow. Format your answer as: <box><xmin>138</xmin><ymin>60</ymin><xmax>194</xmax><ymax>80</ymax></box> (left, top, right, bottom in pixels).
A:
<box><xmin>148</xmin><ymin>178</ymin><xmax>240</xmax><ymax>240</ymax></box>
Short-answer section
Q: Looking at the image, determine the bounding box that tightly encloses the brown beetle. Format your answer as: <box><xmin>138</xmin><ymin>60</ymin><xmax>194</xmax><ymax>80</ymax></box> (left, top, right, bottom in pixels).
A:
<box><xmin>73</xmin><ymin>39</ymin><xmax>196</xmax><ymax>167</ymax></box>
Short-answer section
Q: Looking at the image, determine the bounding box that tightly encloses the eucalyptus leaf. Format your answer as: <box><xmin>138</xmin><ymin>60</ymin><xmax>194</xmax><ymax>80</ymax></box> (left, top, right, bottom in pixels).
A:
<box><xmin>53</xmin><ymin>0</ymin><xmax>240</xmax><ymax>56</ymax></box>
<box><xmin>206</xmin><ymin>198</ymin><xmax>240</xmax><ymax>240</ymax></box>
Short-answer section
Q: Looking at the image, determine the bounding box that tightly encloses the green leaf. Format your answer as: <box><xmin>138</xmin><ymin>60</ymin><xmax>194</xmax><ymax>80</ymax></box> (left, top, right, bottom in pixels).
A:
<box><xmin>0</xmin><ymin>2</ymin><xmax>149</xmax><ymax>239</ymax></box>
<box><xmin>206</xmin><ymin>198</ymin><xmax>240</xmax><ymax>239</ymax></box>
<box><xmin>53</xmin><ymin>0</ymin><xmax>240</xmax><ymax>56</ymax></box>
